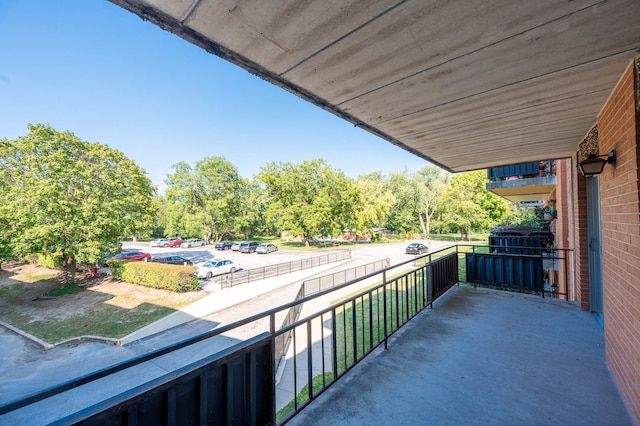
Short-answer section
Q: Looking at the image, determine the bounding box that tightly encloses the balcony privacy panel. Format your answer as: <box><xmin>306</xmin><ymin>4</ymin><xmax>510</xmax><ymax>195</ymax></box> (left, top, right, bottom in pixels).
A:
<box><xmin>466</xmin><ymin>253</ymin><xmax>544</xmax><ymax>292</ymax></box>
<box><xmin>429</xmin><ymin>253</ymin><xmax>459</xmax><ymax>300</ymax></box>
<box><xmin>74</xmin><ymin>334</ymin><xmax>274</xmax><ymax>426</ymax></box>
<box><xmin>487</xmin><ymin>162</ymin><xmax>539</xmax><ymax>179</ymax></box>
<box><xmin>489</xmin><ymin>234</ymin><xmax>553</xmax><ymax>255</ymax></box>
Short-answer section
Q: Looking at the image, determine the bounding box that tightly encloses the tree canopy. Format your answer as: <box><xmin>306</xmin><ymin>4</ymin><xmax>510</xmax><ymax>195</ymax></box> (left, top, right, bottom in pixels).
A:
<box><xmin>0</xmin><ymin>124</ymin><xmax>156</xmax><ymax>279</ymax></box>
<box><xmin>164</xmin><ymin>156</ymin><xmax>243</xmax><ymax>242</ymax></box>
<box><xmin>439</xmin><ymin>170</ymin><xmax>511</xmax><ymax>240</ymax></box>
<box><xmin>258</xmin><ymin>159</ymin><xmax>359</xmax><ymax>244</ymax></box>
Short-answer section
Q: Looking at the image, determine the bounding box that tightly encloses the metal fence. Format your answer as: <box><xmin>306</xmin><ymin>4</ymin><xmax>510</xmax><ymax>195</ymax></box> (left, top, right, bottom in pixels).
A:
<box><xmin>214</xmin><ymin>250</ymin><xmax>352</xmax><ymax>288</ymax></box>
<box><xmin>301</xmin><ymin>259</ymin><xmax>389</xmax><ymax>297</ymax></box>
<box><xmin>0</xmin><ymin>246</ymin><xmax>460</xmax><ymax>425</ymax></box>
<box><xmin>274</xmin><ymin>259</ymin><xmax>390</xmax><ymax>376</ymax></box>
<box><xmin>276</xmin><ymin>249</ymin><xmax>459</xmax><ymax>423</ymax></box>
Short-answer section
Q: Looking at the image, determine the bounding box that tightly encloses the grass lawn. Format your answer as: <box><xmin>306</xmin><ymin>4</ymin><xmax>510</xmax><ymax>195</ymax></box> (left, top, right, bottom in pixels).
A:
<box><xmin>277</xmin><ymin>271</ymin><xmax>428</xmax><ymax>421</ymax></box>
<box><xmin>0</xmin><ymin>262</ymin><xmax>204</xmax><ymax>344</ymax></box>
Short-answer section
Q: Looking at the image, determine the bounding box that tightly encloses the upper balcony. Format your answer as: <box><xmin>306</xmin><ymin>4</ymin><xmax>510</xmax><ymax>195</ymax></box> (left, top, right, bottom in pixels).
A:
<box><xmin>486</xmin><ymin>161</ymin><xmax>556</xmax><ymax>204</ymax></box>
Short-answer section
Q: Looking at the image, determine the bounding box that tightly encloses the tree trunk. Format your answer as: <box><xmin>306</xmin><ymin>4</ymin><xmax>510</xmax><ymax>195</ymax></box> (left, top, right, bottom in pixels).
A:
<box><xmin>64</xmin><ymin>254</ymin><xmax>77</xmax><ymax>283</ymax></box>
<box><xmin>71</xmin><ymin>258</ymin><xmax>77</xmax><ymax>283</ymax></box>
<box><xmin>418</xmin><ymin>213</ymin><xmax>427</xmax><ymax>238</ymax></box>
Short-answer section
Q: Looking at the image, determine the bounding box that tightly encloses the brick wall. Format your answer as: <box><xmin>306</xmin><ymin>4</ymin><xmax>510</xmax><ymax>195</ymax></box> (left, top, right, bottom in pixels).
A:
<box><xmin>571</xmin><ymin>153</ymin><xmax>591</xmax><ymax>310</ymax></box>
<box><xmin>554</xmin><ymin>159</ymin><xmax>573</xmax><ymax>298</ymax></box>
<box><xmin>597</xmin><ymin>61</ymin><xmax>640</xmax><ymax>423</ymax></box>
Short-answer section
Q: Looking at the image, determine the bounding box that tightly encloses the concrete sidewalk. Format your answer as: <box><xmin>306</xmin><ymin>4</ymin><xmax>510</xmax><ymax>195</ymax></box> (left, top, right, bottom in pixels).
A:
<box><xmin>288</xmin><ymin>285</ymin><xmax>633</xmax><ymax>425</ymax></box>
<box><xmin>120</xmin><ymin>261</ymin><xmax>348</xmax><ymax>344</ymax></box>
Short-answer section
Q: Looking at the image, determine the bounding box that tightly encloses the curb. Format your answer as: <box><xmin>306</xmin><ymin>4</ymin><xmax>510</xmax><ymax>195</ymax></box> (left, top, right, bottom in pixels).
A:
<box><xmin>0</xmin><ymin>320</ymin><xmax>121</xmax><ymax>350</ymax></box>
<box><xmin>0</xmin><ymin>320</ymin><xmax>54</xmax><ymax>350</ymax></box>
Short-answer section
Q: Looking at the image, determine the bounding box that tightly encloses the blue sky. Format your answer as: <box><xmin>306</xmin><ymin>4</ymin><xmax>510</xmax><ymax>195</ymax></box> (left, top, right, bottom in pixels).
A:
<box><xmin>0</xmin><ymin>1</ymin><xmax>432</xmax><ymax>193</ymax></box>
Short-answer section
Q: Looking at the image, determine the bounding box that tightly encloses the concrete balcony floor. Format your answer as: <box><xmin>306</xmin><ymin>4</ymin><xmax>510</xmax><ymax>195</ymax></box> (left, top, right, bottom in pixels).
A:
<box><xmin>289</xmin><ymin>285</ymin><xmax>632</xmax><ymax>426</ymax></box>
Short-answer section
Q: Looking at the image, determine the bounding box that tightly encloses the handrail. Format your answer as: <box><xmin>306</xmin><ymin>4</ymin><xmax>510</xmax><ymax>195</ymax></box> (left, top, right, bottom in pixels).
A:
<box><xmin>0</xmin><ymin>244</ymin><xmax>457</xmax><ymax>415</ymax></box>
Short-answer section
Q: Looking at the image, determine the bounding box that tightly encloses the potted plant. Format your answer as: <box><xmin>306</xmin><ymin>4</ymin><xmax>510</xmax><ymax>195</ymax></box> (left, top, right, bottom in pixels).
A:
<box><xmin>544</xmin><ymin>208</ymin><xmax>557</xmax><ymax>221</ymax></box>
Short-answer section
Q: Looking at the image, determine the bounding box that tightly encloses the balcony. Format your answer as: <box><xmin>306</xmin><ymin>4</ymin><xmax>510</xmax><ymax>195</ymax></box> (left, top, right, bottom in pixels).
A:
<box><xmin>288</xmin><ymin>285</ymin><xmax>631</xmax><ymax>425</ymax></box>
<box><xmin>0</xmin><ymin>246</ymin><xmax>631</xmax><ymax>425</ymax></box>
<box><xmin>486</xmin><ymin>161</ymin><xmax>556</xmax><ymax>204</ymax></box>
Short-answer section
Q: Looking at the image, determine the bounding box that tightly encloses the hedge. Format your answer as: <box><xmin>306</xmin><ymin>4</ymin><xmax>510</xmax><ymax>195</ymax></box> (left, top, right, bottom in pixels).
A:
<box><xmin>108</xmin><ymin>260</ymin><xmax>200</xmax><ymax>292</ymax></box>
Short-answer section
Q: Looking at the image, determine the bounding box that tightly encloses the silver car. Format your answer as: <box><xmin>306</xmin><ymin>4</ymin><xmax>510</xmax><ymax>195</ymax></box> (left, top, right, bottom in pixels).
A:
<box><xmin>149</xmin><ymin>238</ymin><xmax>168</xmax><ymax>247</ymax></box>
<box><xmin>256</xmin><ymin>243</ymin><xmax>278</xmax><ymax>254</ymax></box>
<box><xmin>181</xmin><ymin>239</ymin><xmax>206</xmax><ymax>248</ymax></box>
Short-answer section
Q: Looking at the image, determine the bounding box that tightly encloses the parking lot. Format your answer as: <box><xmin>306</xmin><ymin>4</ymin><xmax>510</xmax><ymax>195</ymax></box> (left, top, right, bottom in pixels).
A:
<box><xmin>123</xmin><ymin>241</ymin><xmax>347</xmax><ymax>272</ymax></box>
<box><xmin>126</xmin><ymin>239</ymin><xmax>454</xmax><ymax>269</ymax></box>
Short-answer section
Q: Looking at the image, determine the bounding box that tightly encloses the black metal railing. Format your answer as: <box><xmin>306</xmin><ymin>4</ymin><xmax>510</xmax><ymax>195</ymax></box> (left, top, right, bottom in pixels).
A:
<box><xmin>214</xmin><ymin>250</ymin><xmax>351</xmax><ymax>288</ymax></box>
<box><xmin>276</xmin><ymin>249</ymin><xmax>459</xmax><ymax>423</ymax></box>
<box><xmin>0</xmin><ymin>246</ymin><xmax>460</xmax><ymax>425</ymax></box>
<box><xmin>274</xmin><ymin>259</ymin><xmax>389</xmax><ymax>376</ymax></box>
<box><xmin>457</xmin><ymin>244</ymin><xmax>573</xmax><ymax>300</ymax></box>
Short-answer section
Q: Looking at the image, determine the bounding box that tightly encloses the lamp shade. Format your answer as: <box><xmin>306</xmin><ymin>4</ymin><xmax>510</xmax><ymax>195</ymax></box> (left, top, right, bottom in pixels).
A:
<box><xmin>578</xmin><ymin>150</ymin><xmax>616</xmax><ymax>177</ymax></box>
<box><xmin>578</xmin><ymin>156</ymin><xmax>607</xmax><ymax>176</ymax></box>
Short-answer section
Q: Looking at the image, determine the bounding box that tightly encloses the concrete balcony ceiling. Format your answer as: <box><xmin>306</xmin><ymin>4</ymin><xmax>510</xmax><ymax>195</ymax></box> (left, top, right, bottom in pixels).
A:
<box><xmin>109</xmin><ymin>0</ymin><xmax>640</xmax><ymax>172</ymax></box>
<box><xmin>486</xmin><ymin>175</ymin><xmax>557</xmax><ymax>203</ymax></box>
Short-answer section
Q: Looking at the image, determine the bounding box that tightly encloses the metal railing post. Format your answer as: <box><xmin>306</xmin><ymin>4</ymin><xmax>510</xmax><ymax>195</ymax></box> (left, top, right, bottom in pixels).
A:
<box><xmin>383</xmin><ymin>270</ymin><xmax>388</xmax><ymax>350</ymax></box>
<box><xmin>270</xmin><ymin>312</ymin><xmax>277</xmax><ymax>426</ymax></box>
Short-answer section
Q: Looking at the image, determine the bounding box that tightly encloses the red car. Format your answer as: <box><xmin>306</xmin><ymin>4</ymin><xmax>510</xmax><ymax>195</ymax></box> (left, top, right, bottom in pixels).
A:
<box><xmin>109</xmin><ymin>251</ymin><xmax>151</xmax><ymax>261</ymax></box>
<box><xmin>165</xmin><ymin>238</ymin><xmax>184</xmax><ymax>248</ymax></box>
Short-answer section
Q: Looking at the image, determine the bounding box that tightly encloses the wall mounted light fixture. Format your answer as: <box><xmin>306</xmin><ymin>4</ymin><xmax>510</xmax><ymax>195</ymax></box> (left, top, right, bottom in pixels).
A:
<box><xmin>578</xmin><ymin>150</ymin><xmax>616</xmax><ymax>177</ymax></box>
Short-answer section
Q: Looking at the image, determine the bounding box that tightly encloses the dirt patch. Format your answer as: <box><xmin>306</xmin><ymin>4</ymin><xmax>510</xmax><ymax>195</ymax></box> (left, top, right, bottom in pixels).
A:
<box><xmin>0</xmin><ymin>261</ymin><xmax>204</xmax><ymax>323</ymax></box>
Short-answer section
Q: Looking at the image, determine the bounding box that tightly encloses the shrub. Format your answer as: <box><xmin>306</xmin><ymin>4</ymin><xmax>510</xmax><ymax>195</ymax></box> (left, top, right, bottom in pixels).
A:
<box><xmin>108</xmin><ymin>260</ymin><xmax>200</xmax><ymax>292</ymax></box>
<box><xmin>37</xmin><ymin>253</ymin><xmax>65</xmax><ymax>269</ymax></box>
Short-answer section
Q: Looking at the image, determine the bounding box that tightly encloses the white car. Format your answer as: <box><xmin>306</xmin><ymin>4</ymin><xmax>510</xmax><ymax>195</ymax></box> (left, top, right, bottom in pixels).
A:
<box><xmin>196</xmin><ymin>259</ymin><xmax>239</xmax><ymax>279</ymax></box>
<box><xmin>231</xmin><ymin>242</ymin><xmax>241</xmax><ymax>251</ymax></box>
<box><xmin>181</xmin><ymin>239</ymin><xmax>206</xmax><ymax>248</ymax></box>
<box><xmin>256</xmin><ymin>243</ymin><xmax>278</xmax><ymax>254</ymax></box>
<box><xmin>149</xmin><ymin>238</ymin><xmax>168</xmax><ymax>247</ymax></box>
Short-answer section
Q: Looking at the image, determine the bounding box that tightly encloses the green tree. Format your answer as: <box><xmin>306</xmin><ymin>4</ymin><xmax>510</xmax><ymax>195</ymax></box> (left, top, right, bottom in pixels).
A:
<box><xmin>414</xmin><ymin>166</ymin><xmax>450</xmax><ymax>244</ymax></box>
<box><xmin>149</xmin><ymin>194</ymin><xmax>168</xmax><ymax>238</ymax></box>
<box><xmin>234</xmin><ymin>178</ymin><xmax>274</xmax><ymax>239</ymax></box>
<box><xmin>258</xmin><ymin>159</ymin><xmax>359</xmax><ymax>245</ymax></box>
<box><xmin>0</xmin><ymin>147</ymin><xmax>14</xmax><ymax>269</ymax></box>
<box><xmin>164</xmin><ymin>156</ymin><xmax>243</xmax><ymax>242</ymax></box>
<box><xmin>384</xmin><ymin>171</ymin><xmax>420</xmax><ymax>236</ymax></box>
<box><xmin>0</xmin><ymin>233</ymin><xmax>12</xmax><ymax>270</ymax></box>
<box><xmin>439</xmin><ymin>170</ymin><xmax>510</xmax><ymax>240</ymax></box>
<box><xmin>0</xmin><ymin>124</ymin><xmax>156</xmax><ymax>281</ymax></box>
<box><xmin>354</xmin><ymin>173</ymin><xmax>394</xmax><ymax>237</ymax></box>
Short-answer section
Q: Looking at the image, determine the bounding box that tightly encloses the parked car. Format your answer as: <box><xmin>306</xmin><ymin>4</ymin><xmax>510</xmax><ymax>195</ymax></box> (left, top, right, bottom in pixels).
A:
<box><xmin>152</xmin><ymin>255</ymin><xmax>193</xmax><ymax>265</ymax></box>
<box><xmin>256</xmin><ymin>243</ymin><xmax>278</xmax><ymax>254</ymax></box>
<box><xmin>196</xmin><ymin>259</ymin><xmax>239</xmax><ymax>279</ymax></box>
<box><xmin>239</xmin><ymin>241</ymin><xmax>259</xmax><ymax>253</ymax></box>
<box><xmin>405</xmin><ymin>243</ymin><xmax>428</xmax><ymax>255</ymax></box>
<box><xmin>215</xmin><ymin>240</ymin><xmax>234</xmax><ymax>250</ymax></box>
<box><xmin>165</xmin><ymin>238</ymin><xmax>184</xmax><ymax>248</ymax></box>
<box><xmin>181</xmin><ymin>239</ymin><xmax>206</xmax><ymax>248</ymax></box>
<box><xmin>149</xmin><ymin>238</ymin><xmax>168</xmax><ymax>247</ymax></box>
<box><xmin>231</xmin><ymin>242</ymin><xmax>241</xmax><ymax>251</ymax></box>
<box><xmin>108</xmin><ymin>251</ymin><xmax>151</xmax><ymax>262</ymax></box>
